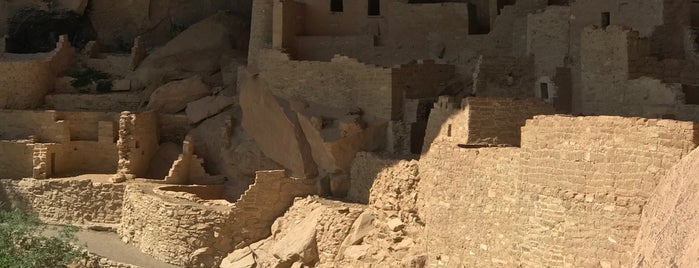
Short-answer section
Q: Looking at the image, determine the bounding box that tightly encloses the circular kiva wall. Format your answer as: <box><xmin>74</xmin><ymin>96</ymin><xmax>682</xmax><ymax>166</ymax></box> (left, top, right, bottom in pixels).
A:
<box><xmin>117</xmin><ymin>183</ymin><xmax>235</xmax><ymax>267</ymax></box>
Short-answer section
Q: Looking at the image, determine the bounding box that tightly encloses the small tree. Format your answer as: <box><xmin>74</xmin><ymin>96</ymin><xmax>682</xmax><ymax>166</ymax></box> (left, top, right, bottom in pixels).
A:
<box><xmin>0</xmin><ymin>208</ymin><xmax>84</xmax><ymax>268</ymax></box>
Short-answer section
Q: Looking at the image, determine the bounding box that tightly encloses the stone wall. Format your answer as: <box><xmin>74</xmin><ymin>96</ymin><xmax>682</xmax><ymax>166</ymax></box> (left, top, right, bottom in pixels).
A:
<box><xmin>392</xmin><ymin>60</ymin><xmax>456</xmax><ymax>99</ymax></box>
<box><xmin>116</xmin><ymin>112</ymin><xmax>159</xmax><ymax>178</ymax></box>
<box><xmin>526</xmin><ymin>6</ymin><xmax>570</xmax><ymax>78</ymax></box>
<box><xmin>580</xmin><ymin>25</ymin><xmax>699</xmax><ymax>121</ymax></box>
<box><xmin>422</xmin><ymin>96</ymin><xmax>555</xmax><ymax>150</ymax></box>
<box><xmin>0</xmin><ymin>178</ymin><xmax>125</xmax><ymax>225</ymax></box>
<box><xmin>231</xmin><ymin>170</ymin><xmax>316</xmax><ymax>247</ymax></box>
<box><xmin>473</xmin><ymin>55</ymin><xmax>536</xmax><ymax>98</ymax></box>
<box><xmin>418</xmin><ymin>115</ymin><xmax>698</xmax><ymax>267</ymax></box>
<box><xmin>0</xmin><ymin>141</ymin><xmax>34</xmax><ymax>179</ymax></box>
<box><xmin>45</xmin><ymin>93</ymin><xmax>143</xmax><ymax>112</ymax></box>
<box><xmin>257</xmin><ymin>49</ymin><xmax>398</xmax><ymax>120</ymax></box>
<box><xmin>118</xmin><ymin>183</ymin><xmax>235</xmax><ymax>267</ymax></box>
<box><xmin>0</xmin><ymin>60</ymin><xmax>54</xmax><ymax>109</ymax></box>
<box><xmin>0</xmin><ymin>110</ymin><xmax>120</xmax><ymax>178</ymax></box>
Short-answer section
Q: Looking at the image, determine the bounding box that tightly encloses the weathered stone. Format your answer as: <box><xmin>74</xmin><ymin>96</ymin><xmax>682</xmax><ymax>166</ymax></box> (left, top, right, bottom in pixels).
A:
<box><xmin>146</xmin><ymin>76</ymin><xmax>210</xmax><ymax>113</ymax></box>
<box><xmin>185</xmin><ymin>96</ymin><xmax>235</xmax><ymax>124</ymax></box>
<box><xmin>270</xmin><ymin>208</ymin><xmax>321</xmax><ymax>265</ymax></box>
<box><xmin>387</xmin><ymin>218</ymin><xmax>405</xmax><ymax>232</ymax></box>
<box><xmin>130</xmin><ymin>12</ymin><xmax>249</xmax><ymax>88</ymax></box>
<box><xmin>220</xmin><ymin>247</ymin><xmax>256</xmax><ymax>268</ymax></box>
<box><xmin>344</xmin><ymin>210</ymin><xmax>375</xmax><ymax>246</ymax></box>
<box><xmin>343</xmin><ymin>245</ymin><xmax>372</xmax><ymax>260</ymax></box>
<box><xmin>239</xmin><ymin>72</ymin><xmax>317</xmax><ymax>178</ymax></box>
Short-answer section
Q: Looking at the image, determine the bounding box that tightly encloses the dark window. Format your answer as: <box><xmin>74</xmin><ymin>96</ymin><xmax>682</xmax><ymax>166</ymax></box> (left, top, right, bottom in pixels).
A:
<box><xmin>683</xmin><ymin>85</ymin><xmax>699</xmax><ymax>104</ymax></box>
<box><xmin>601</xmin><ymin>12</ymin><xmax>610</xmax><ymax>28</ymax></box>
<box><xmin>540</xmin><ymin>83</ymin><xmax>550</xmax><ymax>99</ymax></box>
<box><xmin>331</xmin><ymin>0</ymin><xmax>343</xmax><ymax>12</ymax></box>
<box><xmin>447</xmin><ymin>124</ymin><xmax>452</xmax><ymax>137</ymax></box>
<box><xmin>467</xmin><ymin>3</ymin><xmax>490</xmax><ymax>34</ymax></box>
<box><xmin>547</xmin><ymin>0</ymin><xmax>569</xmax><ymax>5</ymax></box>
<box><xmin>368</xmin><ymin>0</ymin><xmax>380</xmax><ymax>16</ymax></box>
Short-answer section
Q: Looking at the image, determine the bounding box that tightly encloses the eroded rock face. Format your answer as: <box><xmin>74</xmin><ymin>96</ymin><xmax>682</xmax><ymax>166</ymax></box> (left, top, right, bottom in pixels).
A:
<box><xmin>130</xmin><ymin>11</ymin><xmax>249</xmax><ymax>88</ymax></box>
<box><xmin>145</xmin><ymin>76</ymin><xmax>210</xmax><ymax>113</ymax></box>
<box><xmin>239</xmin><ymin>73</ymin><xmax>317</xmax><ymax>178</ymax></box>
<box><xmin>186</xmin><ymin>96</ymin><xmax>236</xmax><ymax>124</ymax></box>
<box><xmin>633</xmin><ymin>147</ymin><xmax>699</xmax><ymax>267</ymax></box>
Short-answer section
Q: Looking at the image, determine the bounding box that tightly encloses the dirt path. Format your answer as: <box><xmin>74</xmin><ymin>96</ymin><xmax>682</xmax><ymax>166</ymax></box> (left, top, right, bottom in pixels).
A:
<box><xmin>46</xmin><ymin>227</ymin><xmax>180</xmax><ymax>268</ymax></box>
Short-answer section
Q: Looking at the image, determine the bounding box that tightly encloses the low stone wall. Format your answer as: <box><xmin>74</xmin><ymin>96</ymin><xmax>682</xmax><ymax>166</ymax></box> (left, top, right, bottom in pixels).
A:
<box><xmin>45</xmin><ymin>93</ymin><xmax>143</xmax><ymax>112</ymax></box>
<box><xmin>0</xmin><ymin>178</ymin><xmax>125</xmax><ymax>225</ymax></box>
<box><xmin>118</xmin><ymin>184</ymin><xmax>236</xmax><ymax>267</ymax></box>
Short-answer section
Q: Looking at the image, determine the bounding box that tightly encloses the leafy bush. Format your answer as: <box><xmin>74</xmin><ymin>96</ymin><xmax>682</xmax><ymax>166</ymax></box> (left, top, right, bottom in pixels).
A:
<box><xmin>69</xmin><ymin>68</ymin><xmax>112</xmax><ymax>93</ymax></box>
<box><xmin>0</xmin><ymin>210</ymin><xmax>84</xmax><ymax>268</ymax></box>
<box><xmin>96</xmin><ymin>80</ymin><xmax>113</xmax><ymax>94</ymax></box>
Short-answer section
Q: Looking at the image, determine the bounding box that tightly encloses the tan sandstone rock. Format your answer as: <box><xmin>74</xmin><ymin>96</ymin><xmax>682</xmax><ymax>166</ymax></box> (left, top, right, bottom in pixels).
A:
<box><xmin>185</xmin><ymin>96</ymin><xmax>235</xmax><ymax>124</ymax></box>
<box><xmin>239</xmin><ymin>73</ymin><xmax>317</xmax><ymax>178</ymax></box>
<box><xmin>130</xmin><ymin>11</ymin><xmax>249</xmax><ymax>88</ymax></box>
<box><xmin>632</xmin><ymin>147</ymin><xmax>699</xmax><ymax>267</ymax></box>
<box><xmin>145</xmin><ymin>76</ymin><xmax>210</xmax><ymax>113</ymax></box>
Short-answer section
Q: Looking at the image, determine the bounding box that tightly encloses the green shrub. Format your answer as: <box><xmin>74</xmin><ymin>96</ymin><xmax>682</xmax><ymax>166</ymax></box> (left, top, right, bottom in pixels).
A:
<box><xmin>95</xmin><ymin>79</ymin><xmax>113</xmax><ymax>93</ymax></box>
<box><xmin>69</xmin><ymin>68</ymin><xmax>111</xmax><ymax>93</ymax></box>
<box><xmin>0</xmin><ymin>210</ymin><xmax>84</xmax><ymax>268</ymax></box>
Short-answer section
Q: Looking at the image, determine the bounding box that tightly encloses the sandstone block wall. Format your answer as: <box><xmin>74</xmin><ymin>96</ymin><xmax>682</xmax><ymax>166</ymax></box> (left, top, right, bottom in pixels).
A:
<box><xmin>0</xmin><ymin>61</ymin><xmax>54</xmax><ymax>109</ymax></box>
<box><xmin>257</xmin><ymin>49</ymin><xmax>398</xmax><ymax>120</ymax></box>
<box><xmin>118</xmin><ymin>184</ymin><xmax>235</xmax><ymax>266</ymax></box>
<box><xmin>422</xmin><ymin>97</ymin><xmax>555</xmax><ymax>150</ymax></box>
<box><xmin>45</xmin><ymin>93</ymin><xmax>143</xmax><ymax>112</ymax></box>
<box><xmin>418</xmin><ymin>115</ymin><xmax>698</xmax><ymax>267</ymax></box>
<box><xmin>0</xmin><ymin>178</ymin><xmax>125</xmax><ymax>225</ymax></box>
<box><xmin>231</xmin><ymin>170</ymin><xmax>316</xmax><ymax>246</ymax></box>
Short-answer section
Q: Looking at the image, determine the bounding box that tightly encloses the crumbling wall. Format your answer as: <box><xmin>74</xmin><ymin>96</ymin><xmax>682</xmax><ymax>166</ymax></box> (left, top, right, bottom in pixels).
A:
<box><xmin>116</xmin><ymin>112</ymin><xmax>159</xmax><ymax>178</ymax></box>
<box><xmin>231</xmin><ymin>170</ymin><xmax>316</xmax><ymax>247</ymax></box>
<box><xmin>418</xmin><ymin>115</ymin><xmax>698</xmax><ymax>267</ymax></box>
<box><xmin>0</xmin><ymin>178</ymin><xmax>125</xmax><ymax>225</ymax></box>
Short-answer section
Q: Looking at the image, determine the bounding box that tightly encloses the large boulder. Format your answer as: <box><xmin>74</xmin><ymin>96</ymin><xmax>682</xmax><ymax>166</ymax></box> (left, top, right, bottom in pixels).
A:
<box><xmin>145</xmin><ymin>76</ymin><xmax>210</xmax><ymax>113</ymax></box>
<box><xmin>186</xmin><ymin>96</ymin><xmax>236</xmax><ymax>124</ymax></box>
<box><xmin>633</xmin><ymin>148</ymin><xmax>699</xmax><ymax>267</ymax></box>
<box><xmin>239</xmin><ymin>72</ymin><xmax>317</xmax><ymax>178</ymax></box>
<box><xmin>89</xmin><ymin>1</ymin><xmax>251</xmax><ymax>51</ymax></box>
<box><xmin>130</xmin><ymin>11</ymin><xmax>249</xmax><ymax>88</ymax></box>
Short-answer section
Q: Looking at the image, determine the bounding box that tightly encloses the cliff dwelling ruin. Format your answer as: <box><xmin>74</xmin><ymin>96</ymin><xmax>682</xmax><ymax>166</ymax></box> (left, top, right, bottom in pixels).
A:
<box><xmin>1</xmin><ymin>0</ymin><xmax>699</xmax><ymax>267</ymax></box>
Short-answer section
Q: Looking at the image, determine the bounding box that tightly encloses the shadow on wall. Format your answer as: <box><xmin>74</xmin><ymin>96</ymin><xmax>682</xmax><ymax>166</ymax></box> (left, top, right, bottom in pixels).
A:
<box><xmin>6</xmin><ymin>8</ymin><xmax>96</xmax><ymax>53</ymax></box>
